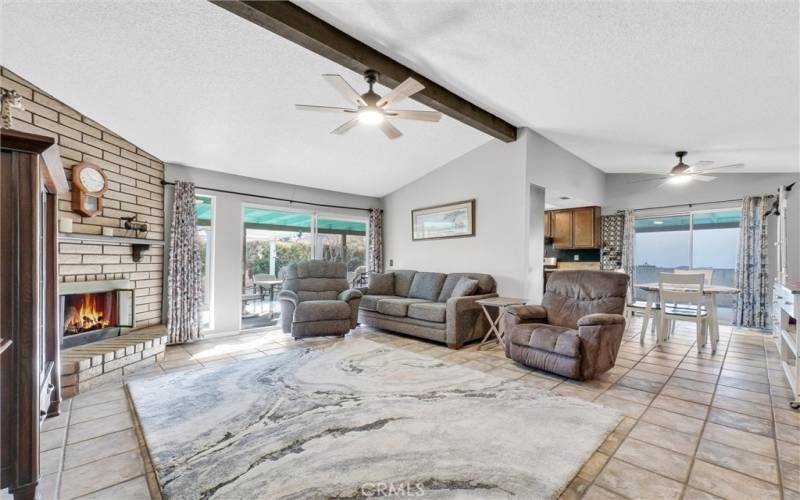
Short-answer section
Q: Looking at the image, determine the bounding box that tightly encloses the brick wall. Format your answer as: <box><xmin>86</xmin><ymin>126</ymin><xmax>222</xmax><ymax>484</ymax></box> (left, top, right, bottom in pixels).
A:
<box><xmin>1</xmin><ymin>66</ymin><xmax>164</xmax><ymax>327</ymax></box>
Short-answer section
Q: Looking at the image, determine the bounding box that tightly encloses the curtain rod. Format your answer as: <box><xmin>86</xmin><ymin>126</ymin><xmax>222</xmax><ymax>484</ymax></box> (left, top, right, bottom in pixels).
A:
<box><xmin>616</xmin><ymin>196</ymin><xmax>773</xmax><ymax>214</ymax></box>
<box><xmin>161</xmin><ymin>180</ymin><xmax>381</xmax><ymax>213</ymax></box>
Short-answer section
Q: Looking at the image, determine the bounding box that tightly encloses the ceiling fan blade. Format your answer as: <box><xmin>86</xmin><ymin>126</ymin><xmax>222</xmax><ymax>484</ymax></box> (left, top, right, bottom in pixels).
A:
<box><xmin>692</xmin><ymin>163</ymin><xmax>745</xmax><ymax>173</ymax></box>
<box><xmin>626</xmin><ymin>176</ymin><xmax>667</xmax><ymax>184</ymax></box>
<box><xmin>692</xmin><ymin>175</ymin><xmax>717</xmax><ymax>182</ymax></box>
<box><xmin>377</xmin><ymin>77</ymin><xmax>425</xmax><ymax>108</ymax></box>
<box><xmin>322</xmin><ymin>74</ymin><xmax>367</xmax><ymax>106</ymax></box>
<box><xmin>379</xmin><ymin>120</ymin><xmax>403</xmax><ymax>140</ymax></box>
<box><xmin>330</xmin><ymin>118</ymin><xmax>359</xmax><ymax>135</ymax></box>
<box><xmin>385</xmin><ymin>110</ymin><xmax>442</xmax><ymax>122</ymax></box>
<box><xmin>295</xmin><ymin>104</ymin><xmax>357</xmax><ymax>113</ymax></box>
<box><xmin>692</xmin><ymin>160</ymin><xmax>715</xmax><ymax>166</ymax></box>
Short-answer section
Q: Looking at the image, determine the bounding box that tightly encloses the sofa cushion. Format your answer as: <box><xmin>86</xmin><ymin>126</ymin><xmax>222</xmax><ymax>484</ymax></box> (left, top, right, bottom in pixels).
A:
<box><xmin>392</xmin><ymin>270</ymin><xmax>418</xmax><ymax>297</ymax></box>
<box><xmin>509</xmin><ymin>324</ymin><xmax>580</xmax><ymax>358</ymax></box>
<box><xmin>437</xmin><ymin>273</ymin><xmax>497</xmax><ymax>302</ymax></box>
<box><xmin>359</xmin><ymin>294</ymin><xmax>400</xmax><ymax>311</ymax></box>
<box><xmin>407</xmin><ymin>302</ymin><xmax>447</xmax><ymax>323</ymax></box>
<box><xmin>376</xmin><ymin>298</ymin><xmax>430</xmax><ymax>317</ymax></box>
<box><xmin>408</xmin><ymin>272</ymin><xmax>446</xmax><ymax>301</ymax></box>
<box><xmin>450</xmin><ymin>277</ymin><xmax>479</xmax><ymax>298</ymax></box>
<box><xmin>367</xmin><ymin>272</ymin><xmax>394</xmax><ymax>295</ymax></box>
<box><xmin>294</xmin><ymin>300</ymin><xmax>351</xmax><ymax>322</ymax></box>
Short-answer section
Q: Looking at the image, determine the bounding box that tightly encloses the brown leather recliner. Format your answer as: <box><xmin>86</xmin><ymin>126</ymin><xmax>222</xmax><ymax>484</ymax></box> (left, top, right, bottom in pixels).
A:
<box><xmin>504</xmin><ymin>270</ymin><xmax>630</xmax><ymax>380</ymax></box>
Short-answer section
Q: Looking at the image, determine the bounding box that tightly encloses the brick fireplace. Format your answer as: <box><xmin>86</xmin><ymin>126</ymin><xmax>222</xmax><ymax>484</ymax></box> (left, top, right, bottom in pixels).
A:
<box><xmin>1</xmin><ymin>66</ymin><xmax>165</xmax><ymax>330</ymax></box>
<box><xmin>1</xmin><ymin>67</ymin><xmax>169</xmax><ymax>394</ymax></box>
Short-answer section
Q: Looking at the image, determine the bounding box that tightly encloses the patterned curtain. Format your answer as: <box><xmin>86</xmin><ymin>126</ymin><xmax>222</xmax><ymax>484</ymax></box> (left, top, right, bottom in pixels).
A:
<box><xmin>367</xmin><ymin>208</ymin><xmax>384</xmax><ymax>273</ymax></box>
<box><xmin>734</xmin><ymin>195</ymin><xmax>770</xmax><ymax>328</ymax></box>
<box><xmin>167</xmin><ymin>181</ymin><xmax>202</xmax><ymax>344</ymax></box>
<box><xmin>621</xmin><ymin>209</ymin><xmax>636</xmax><ymax>301</ymax></box>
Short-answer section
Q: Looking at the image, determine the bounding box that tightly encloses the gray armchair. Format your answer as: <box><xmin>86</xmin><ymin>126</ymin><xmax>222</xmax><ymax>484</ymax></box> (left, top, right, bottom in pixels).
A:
<box><xmin>278</xmin><ymin>260</ymin><xmax>362</xmax><ymax>339</ymax></box>
<box><xmin>503</xmin><ymin>270</ymin><xmax>629</xmax><ymax>380</ymax></box>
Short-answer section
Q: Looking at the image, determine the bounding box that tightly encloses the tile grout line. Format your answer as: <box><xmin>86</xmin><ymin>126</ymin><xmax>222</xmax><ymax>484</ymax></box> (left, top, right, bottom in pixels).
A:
<box><xmin>764</xmin><ymin>333</ymin><xmax>786</xmax><ymax>497</ymax></box>
<box><xmin>677</xmin><ymin>323</ymin><xmax>734</xmax><ymax>499</ymax></box>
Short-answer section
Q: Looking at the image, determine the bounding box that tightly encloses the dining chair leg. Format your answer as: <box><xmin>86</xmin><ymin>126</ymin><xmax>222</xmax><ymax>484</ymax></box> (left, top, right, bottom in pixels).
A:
<box><xmin>696</xmin><ymin>316</ymin><xmax>704</xmax><ymax>353</ymax></box>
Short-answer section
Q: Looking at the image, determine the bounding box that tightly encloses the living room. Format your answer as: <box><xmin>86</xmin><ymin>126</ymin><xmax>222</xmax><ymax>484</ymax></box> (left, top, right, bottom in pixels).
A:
<box><xmin>1</xmin><ymin>1</ymin><xmax>799</xmax><ymax>500</ymax></box>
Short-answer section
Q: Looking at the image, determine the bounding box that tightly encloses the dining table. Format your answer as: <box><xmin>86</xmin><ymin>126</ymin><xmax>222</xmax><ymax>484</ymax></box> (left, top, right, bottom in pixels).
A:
<box><xmin>634</xmin><ymin>283</ymin><xmax>739</xmax><ymax>349</ymax></box>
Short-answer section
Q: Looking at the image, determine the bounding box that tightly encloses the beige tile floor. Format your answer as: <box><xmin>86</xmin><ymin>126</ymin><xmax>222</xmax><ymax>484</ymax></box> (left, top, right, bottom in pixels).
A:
<box><xmin>30</xmin><ymin>318</ymin><xmax>800</xmax><ymax>500</ymax></box>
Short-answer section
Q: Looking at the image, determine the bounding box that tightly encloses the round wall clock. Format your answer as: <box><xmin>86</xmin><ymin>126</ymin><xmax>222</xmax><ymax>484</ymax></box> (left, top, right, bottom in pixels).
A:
<box><xmin>71</xmin><ymin>163</ymin><xmax>108</xmax><ymax>217</ymax></box>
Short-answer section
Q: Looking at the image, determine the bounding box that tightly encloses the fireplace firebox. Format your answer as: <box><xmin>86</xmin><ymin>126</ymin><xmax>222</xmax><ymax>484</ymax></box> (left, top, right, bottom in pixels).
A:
<box><xmin>60</xmin><ymin>280</ymin><xmax>135</xmax><ymax>349</ymax></box>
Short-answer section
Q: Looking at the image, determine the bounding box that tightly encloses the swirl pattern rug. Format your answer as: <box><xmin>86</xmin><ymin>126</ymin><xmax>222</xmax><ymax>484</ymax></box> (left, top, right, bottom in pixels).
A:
<box><xmin>128</xmin><ymin>339</ymin><xmax>621</xmax><ymax>499</ymax></box>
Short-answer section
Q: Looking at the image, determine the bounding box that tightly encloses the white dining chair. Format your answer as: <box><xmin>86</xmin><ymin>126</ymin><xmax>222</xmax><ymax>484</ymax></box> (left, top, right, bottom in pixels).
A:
<box><xmin>657</xmin><ymin>272</ymin><xmax>709</xmax><ymax>353</ymax></box>
<box><xmin>674</xmin><ymin>268</ymin><xmax>714</xmax><ymax>285</ymax></box>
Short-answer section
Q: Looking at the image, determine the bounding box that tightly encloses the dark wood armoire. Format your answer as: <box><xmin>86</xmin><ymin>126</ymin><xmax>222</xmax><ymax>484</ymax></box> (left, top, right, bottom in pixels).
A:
<box><xmin>1</xmin><ymin>129</ymin><xmax>67</xmax><ymax>500</ymax></box>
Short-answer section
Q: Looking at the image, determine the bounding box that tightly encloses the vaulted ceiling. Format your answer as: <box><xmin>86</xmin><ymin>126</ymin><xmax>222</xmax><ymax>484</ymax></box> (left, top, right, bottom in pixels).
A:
<box><xmin>0</xmin><ymin>1</ymin><xmax>489</xmax><ymax>198</ymax></box>
<box><xmin>2</xmin><ymin>1</ymin><xmax>797</xmax><ymax>199</ymax></box>
<box><xmin>299</xmin><ymin>0</ymin><xmax>799</xmax><ymax>175</ymax></box>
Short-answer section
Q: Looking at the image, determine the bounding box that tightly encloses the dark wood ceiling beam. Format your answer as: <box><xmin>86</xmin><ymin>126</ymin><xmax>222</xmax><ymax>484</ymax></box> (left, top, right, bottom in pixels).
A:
<box><xmin>210</xmin><ymin>0</ymin><xmax>518</xmax><ymax>142</ymax></box>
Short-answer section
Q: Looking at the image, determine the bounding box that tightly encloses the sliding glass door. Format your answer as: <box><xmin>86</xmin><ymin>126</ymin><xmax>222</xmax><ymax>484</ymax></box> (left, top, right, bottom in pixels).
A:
<box><xmin>239</xmin><ymin>206</ymin><xmax>368</xmax><ymax>330</ymax></box>
<box><xmin>315</xmin><ymin>216</ymin><xmax>367</xmax><ymax>284</ymax></box>
<box><xmin>242</xmin><ymin>207</ymin><xmax>313</xmax><ymax>329</ymax></box>
<box><xmin>633</xmin><ymin>208</ymin><xmax>741</xmax><ymax>319</ymax></box>
<box><xmin>196</xmin><ymin>195</ymin><xmax>215</xmax><ymax>330</ymax></box>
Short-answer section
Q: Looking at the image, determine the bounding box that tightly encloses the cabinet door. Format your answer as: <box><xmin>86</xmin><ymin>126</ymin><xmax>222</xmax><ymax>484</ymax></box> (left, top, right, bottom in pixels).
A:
<box><xmin>544</xmin><ymin>211</ymin><xmax>552</xmax><ymax>238</ymax></box>
<box><xmin>573</xmin><ymin>207</ymin><xmax>598</xmax><ymax>248</ymax></box>
<box><xmin>552</xmin><ymin>210</ymin><xmax>573</xmax><ymax>249</ymax></box>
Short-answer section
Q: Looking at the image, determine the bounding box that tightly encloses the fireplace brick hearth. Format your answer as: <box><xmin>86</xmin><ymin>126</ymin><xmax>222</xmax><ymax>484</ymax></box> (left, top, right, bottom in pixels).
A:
<box><xmin>61</xmin><ymin>325</ymin><xmax>168</xmax><ymax>397</ymax></box>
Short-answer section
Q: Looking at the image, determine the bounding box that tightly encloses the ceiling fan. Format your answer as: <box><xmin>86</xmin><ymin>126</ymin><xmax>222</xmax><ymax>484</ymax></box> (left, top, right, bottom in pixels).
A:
<box><xmin>295</xmin><ymin>70</ymin><xmax>441</xmax><ymax>140</ymax></box>
<box><xmin>628</xmin><ymin>151</ymin><xmax>744</xmax><ymax>185</ymax></box>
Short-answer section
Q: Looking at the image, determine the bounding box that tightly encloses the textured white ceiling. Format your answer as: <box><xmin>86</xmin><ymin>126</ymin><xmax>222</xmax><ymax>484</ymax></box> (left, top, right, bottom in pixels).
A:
<box><xmin>0</xmin><ymin>0</ymin><xmax>490</xmax><ymax>197</ymax></box>
<box><xmin>300</xmin><ymin>0</ymin><xmax>799</xmax><ymax>174</ymax></box>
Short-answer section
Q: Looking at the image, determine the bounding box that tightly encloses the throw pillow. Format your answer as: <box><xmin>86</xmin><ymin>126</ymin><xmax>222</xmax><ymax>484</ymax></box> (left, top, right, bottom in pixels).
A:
<box><xmin>450</xmin><ymin>277</ymin><xmax>479</xmax><ymax>298</ymax></box>
<box><xmin>367</xmin><ymin>272</ymin><xmax>394</xmax><ymax>295</ymax></box>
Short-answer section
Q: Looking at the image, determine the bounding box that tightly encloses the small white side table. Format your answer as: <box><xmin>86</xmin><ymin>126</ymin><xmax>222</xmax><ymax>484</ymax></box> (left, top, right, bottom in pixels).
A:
<box><xmin>476</xmin><ymin>297</ymin><xmax>527</xmax><ymax>350</ymax></box>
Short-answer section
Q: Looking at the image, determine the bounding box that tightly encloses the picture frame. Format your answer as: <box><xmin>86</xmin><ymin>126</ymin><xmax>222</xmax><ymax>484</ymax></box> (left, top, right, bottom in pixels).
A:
<box><xmin>411</xmin><ymin>199</ymin><xmax>475</xmax><ymax>241</ymax></box>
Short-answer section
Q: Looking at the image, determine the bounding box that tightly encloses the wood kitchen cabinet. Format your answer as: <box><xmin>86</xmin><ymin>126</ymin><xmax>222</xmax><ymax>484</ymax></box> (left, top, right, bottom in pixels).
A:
<box><xmin>551</xmin><ymin>209</ymin><xmax>574</xmax><ymax>249</ymax></box>
<box><xmin>546</xmin><ymin>206</ymin><xmax>601</xmax><ymax>249</ymax></box>
<box><xmin>544</xmin><ymin>211</ymin><xmax>552</xmax><ymax>238</ymax></box>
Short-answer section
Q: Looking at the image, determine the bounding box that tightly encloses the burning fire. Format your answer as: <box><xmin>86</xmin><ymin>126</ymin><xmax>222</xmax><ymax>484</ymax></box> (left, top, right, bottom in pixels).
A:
<box><xmin>64</xmin><ymin>293</ymin><xmax>110</xmax><ymax>333</ymax></box>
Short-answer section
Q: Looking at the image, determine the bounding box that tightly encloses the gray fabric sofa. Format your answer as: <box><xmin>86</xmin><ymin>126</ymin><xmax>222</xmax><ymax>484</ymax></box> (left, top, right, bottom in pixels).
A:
<box><xmin>278</xmin><ymin>260</ymin><xmax>362</xmax><ymax>339</ymax></box>
<box><xmin>357</xmin><ymin>270</ymin><xmax>498</xmax><ymax>348</ymax></box>
<box><xmin>503</xmin><ymin>270</ymin><xmax>629</xmax><ymax>380</ymax></box>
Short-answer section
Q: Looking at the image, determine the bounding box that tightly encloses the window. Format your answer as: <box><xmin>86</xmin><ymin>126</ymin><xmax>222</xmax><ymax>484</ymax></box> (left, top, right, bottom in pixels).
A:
<box><xmin>634</xmin><ymin>208</ymin><xmax>741</xmax><ymax>319</ymax></box>
<box><xmin>239</xmin><ymin>205</ymin><xmax>367</xmax><ymax>330</ymax></box>
<box><xmin>195</xmin><ymin>195</ymin><xmax>214</xmax><ymax>330</ymax></box>
<box><xmin>315</xmin><ymin>216</ymin><xmax>367</xmax><ymax>282</ymax></box>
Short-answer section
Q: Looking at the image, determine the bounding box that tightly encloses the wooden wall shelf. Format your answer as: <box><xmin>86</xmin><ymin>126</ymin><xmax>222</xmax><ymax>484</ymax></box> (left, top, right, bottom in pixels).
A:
<box><xmin>57</xmin><ymin>233</ymin><xmax>164</xmax><ymax>246</ymax></box>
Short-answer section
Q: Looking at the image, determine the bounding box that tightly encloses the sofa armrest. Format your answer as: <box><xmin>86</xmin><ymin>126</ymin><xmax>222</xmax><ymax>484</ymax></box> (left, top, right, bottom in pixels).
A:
<box><xmin>278</xmin><ymin>290</ymin><xmax>298</xmax><ymax>333</ymax></box>
<box><xmin>338</xmin><ymin>289</ymin><xmax>363</xmax><ymax>303</ymax></box>
<box><xmin>278</xmin><ymin>290</ymin><xmax>298</xmax><ymax>306</ymax></box>
<box><xmin>577</xmin><ymin>317</ymin><xmax>626</xmax><ymax>379</ymax></box>
<box><xmin>505</xmin><ymin>304</ymin><xmax>548</xmax><ymax>324</ymax></box>
<box><xmin>445</xmin><ymin>293</ymin><xmax>498</xmax><ymax>345</ymax></box>
<box><xmin>577</xmin><ymin>313</ymin><xmax>625</xmax><ymax>327</ymax></box>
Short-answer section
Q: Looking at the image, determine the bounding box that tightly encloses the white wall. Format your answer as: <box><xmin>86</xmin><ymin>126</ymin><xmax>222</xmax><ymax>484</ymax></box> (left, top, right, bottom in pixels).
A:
<box><xmin>164</xmin><ymin>164</ymin><xmax>379</xmax><ymax>334</ymax></box>
<box><xmin>381</xmin><ymin>128</ymin><xmax>607</xmax><ymax>299</ymax></box>
<box><xmin>525</xmin><ymin>130</ymin><xmax>606</xmax><ymax>206</ymax></box>
<box><xmin>382</xmin><ymin>136</ymin><xmax>529</xmax><ymax>296</ymax></box>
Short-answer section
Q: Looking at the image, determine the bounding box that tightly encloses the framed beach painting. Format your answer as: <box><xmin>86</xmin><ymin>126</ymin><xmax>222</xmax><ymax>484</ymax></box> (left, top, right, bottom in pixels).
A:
<box><xmin>412</xmin><ymin>199</ymin><xmax>475</xmax><ymax>241</ymax></box>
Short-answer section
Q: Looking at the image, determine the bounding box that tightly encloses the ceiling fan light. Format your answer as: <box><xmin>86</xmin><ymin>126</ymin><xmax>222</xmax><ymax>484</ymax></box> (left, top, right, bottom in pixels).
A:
<box><xmin>358</xmin><ymin>108</ymin><xmax>384</xmax><ymax>125</ymax></box>
<box><xmin>668</xmin><ymin>175</ymin><xmax>693</xmax><ymax>185</ymax></box>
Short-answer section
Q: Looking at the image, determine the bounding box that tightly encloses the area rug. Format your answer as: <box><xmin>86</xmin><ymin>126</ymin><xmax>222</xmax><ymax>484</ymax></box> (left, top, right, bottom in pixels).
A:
<box><xmin>128</xmin><ymin>339</ymin><xmax>621</xmax><ymax>499</ymax></box>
